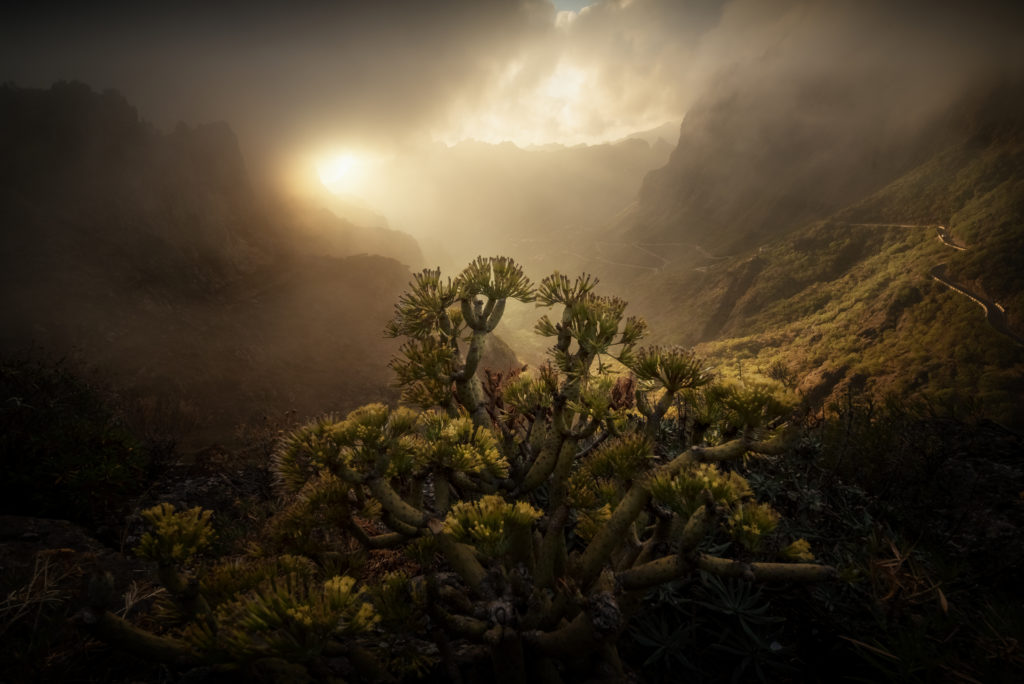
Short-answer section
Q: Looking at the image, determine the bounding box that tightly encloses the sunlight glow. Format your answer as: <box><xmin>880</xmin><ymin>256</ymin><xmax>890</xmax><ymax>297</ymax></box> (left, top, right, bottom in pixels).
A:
<box><xmin>438</xmin><ymin>61</ymin><xmax>615</xmax><ymax>146</ymax></box>
<box><xmin>316</xmin><ymin>153</ymin><xmax>364</xmax><ymax>194</ymax></box>
<box><xmin>433</xmin><ymin>56</ymin><xmax>673</xmax><ymax>148</ymax></box>
<box><xmin>541</xmin><ymin>63</ymin><xmax>587</xmax><ymax>103</ymax></box>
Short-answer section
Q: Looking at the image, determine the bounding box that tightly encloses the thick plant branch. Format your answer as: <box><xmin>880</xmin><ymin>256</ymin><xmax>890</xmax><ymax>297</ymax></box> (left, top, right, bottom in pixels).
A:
<box><xmin>366</xmin><ymin>476</ymin><xmax>429</xmax><ymax>528</ymax></box>
<box><xmin>635</xmin><ymin>387</ymin><xmax>653</xmax><ymax>418</ymax></box>
<box><xmin>517</xmin><ymin>433</ymin><xmax>566</xmax><ymax>493</ymax></box>
<box><xmin>485</xmin><ymin>299</ymin><xmax>507</xmax><ymax>332</ymax></box>
<box><xmin>576</xmin><ymin>485</ymin><xmax>652</xmax><ymax>590</ymax></box>
<box><xmin>690</xmin><ymin>437</ymin><xmax>749</xmax><ymax>463</ymax></box>
<box><xmin>507</xmin><ymin>523</ymin><xmax>537</xmax><ymax>570</ymax></box>
<box><xmin>567</xmin><ymin>415</ymin><xmax>601</xmax><ymax>441</ymax></box>
<box><xmin>698</xmin><ymin>554</ymin><xmax>836</xmax><ymax>582</ymax></box>
<box><xmin>429</xmin><ymin>605</ymin><xmax>490</xmax><ymax>639</ymax></box>
<box><xmin>579</xmin><ymin>435</ymin><xmax>750</xmax><ymax>590</ymax></box>
<box><xmin>644</xmin><ymin>390</ymin><xmax>677</xmax><ymax>440</ymax></box>
<box><xmin>612</xmin><ymin>524</ymin><xmax>642</xmax><ymax>571</ymax></box>
<box><xmin>347</xmin><ymin>522</ymin><xmax>408</xmax><ymax>549</ymax></box>
<box><xmin>406</xmin><ymin>475</ymin><xmax>426</xmax><ymax>510</ymax></box>
<box><xmin>455</xmin><ymin>329</ymin><xmax>491</xmax><ymax>426</ymax></box>
<box><xmin>382</xmin><ymin>509</ymin><xmax>421</xmax><ymax>537</ymax></box>
<box><xmin>615</xmin><ymin>508</ymin><xmax>709</xmax><ymax>590</ymax></box>
<box><xmin>462</xmin><ymin>329</ymin><xmax>489</xmax><ymax>378</ymax></box>
<box><xmin>479</xmin><ymin>298</ymin><xmax>497</xmax><ymax>327</ymax></box>
<box><xmin>452</xmin><ymin>470</ymin><xmax>498</xmax><ymax>496</ymax></box>
<box><xmin>615</xmin><ymin>554</ymin><xmax>692</xmax><ymax>592</ymax></box>
<box><xmin>535</xmin><ymin>504</ymin><xmax>570</xmax><ymax>589</ymax></box>
<box><xmin>677</xmin><ymin>505</ymin><xmax>712</xmax><ymax>552</ymax></box>
<box><xmin>632</xmin><ymin>516</ymin><xmax>672</xmax><ymax>568</ymax></box>
<box><xmin>524</xmin><ymin>611</ymin><xmax>600</xmax><ymax>657</ymax></box>
<box><xmin>748</xmin><ymin>431</ymin><xmax>791</xmax><ymax>455</ymax></box>
<box><xmin>429</xmin><ymin>519</ymin><xmax>489</xmax><ymax>596</ymax></box>
<box><xmin>546</xmin><ymin>437</ymin><xmax>580</xmax><ymax>510</ymax></box>
<box><xmin>432</xmin><ymin>471</ymin><xmax>451</xmax><ymax>513</ymax></box>
<box><xmin>461</xmin><ymin>298</ymin><xmax>483</xmax><ymax>331</ymax></box>
<box><xmin>434</xmin><ymin>581</ymin><xmax>475</xmax><ymax>614</ymax></box>
<box><xmin>81</xmin><ymin>608</ymin><xmax>197</xmax><ymax>665</ymax></box>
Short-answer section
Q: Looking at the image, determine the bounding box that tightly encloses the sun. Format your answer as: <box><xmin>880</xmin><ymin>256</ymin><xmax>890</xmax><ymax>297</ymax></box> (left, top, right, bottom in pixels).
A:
<box><xmin>316</xmin><ymin>153</ymin><xmax>364</xmax><ymax>194</ymax></box>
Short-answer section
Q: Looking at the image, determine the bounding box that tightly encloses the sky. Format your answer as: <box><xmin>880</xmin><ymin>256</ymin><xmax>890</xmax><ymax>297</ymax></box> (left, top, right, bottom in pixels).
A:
<box><xmin>2</xmin><ymin>0</ymin><xmax>1022</xmax><ymax>214</ymax></box>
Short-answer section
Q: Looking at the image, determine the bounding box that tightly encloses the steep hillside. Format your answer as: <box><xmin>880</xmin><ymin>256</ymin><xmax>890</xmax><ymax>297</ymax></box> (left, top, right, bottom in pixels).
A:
<box><xmin>623</xmin><ymin>60</ymin><xmax>957</xmax><ymax>254</ymax></box>
<box><xmin>0</xmin><ymin>83</ymin><xmax>423</xmax><ymax>443</ymax></box>
<box><xmin>621</xmin><ymin>82</ymin><xmax>1024</xmax><ymax>425</ymax></box>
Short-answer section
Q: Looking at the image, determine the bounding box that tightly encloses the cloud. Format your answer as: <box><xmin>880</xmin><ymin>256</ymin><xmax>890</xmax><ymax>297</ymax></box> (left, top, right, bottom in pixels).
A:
<box><xmin>680</xmin><ymin>0</ymin><xmax>1024</xmax><ymax>135</ymax></box>
<box><xmin>1</xmin><ymin>0</ymin><xmax>1019</xmax><ymax>163</ymax></box>
<box><xmin>1</xmin><ymin>3</ymin><xmax>548</xmax><ymax>149</ymax></box>
<box><xmin>1</xmin><ymin>1</ymin><xmax>725</xmax><ymax>153</ymax></box>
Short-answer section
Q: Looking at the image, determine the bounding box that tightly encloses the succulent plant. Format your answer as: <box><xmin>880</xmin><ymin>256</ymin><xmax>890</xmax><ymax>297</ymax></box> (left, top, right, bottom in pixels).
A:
<box><xmin>86</xmin><ymin>257</ymin><xmax>834</xmax><ymax>682</ymax></box>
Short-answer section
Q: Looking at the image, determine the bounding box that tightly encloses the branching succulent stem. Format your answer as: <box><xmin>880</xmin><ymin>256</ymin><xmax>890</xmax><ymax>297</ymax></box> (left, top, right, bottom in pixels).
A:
<box><xmin>429</xmin><ymin>519</ymin><xmax>489</xmax><ymax>596</ymax></box>
<box><xmin>577</xmin><ymin>484</ymin><xmax>653</xmax><ymax>591</ymax></box>
<box><xmin>432</xmin><ymin>470</ymin><xmax>451</xmax><ymax>513</ymax></box>
<box><xmin>536</xmin><ymin>504</ymin><xmax>570</xmax><ymax>589</ymax></box>
<box><xmin>81</xmin><ymin>608</ymin><xmax>197</xmax><ymax>665</ymax></box>
<box><xmin>698</xmin><ymin>554</ymin><xmax>837</xmax><ymax>582</ymax></box>
<box><xmin>366</xmin><ymin>476</ymin><xmax>429</xmax><ymax>529</ymax></box>
<box><xmin>644</xmin><ymin>390</ymin><xmax>677</xmax><ymax>440</ymax></box>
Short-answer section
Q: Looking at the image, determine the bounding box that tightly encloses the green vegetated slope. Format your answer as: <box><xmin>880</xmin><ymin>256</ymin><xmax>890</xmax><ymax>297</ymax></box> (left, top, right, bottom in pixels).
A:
<box><xmin>628</xmin><ymin>88</ymin><xmax>1024</xmax><ymax>426</ymax></box>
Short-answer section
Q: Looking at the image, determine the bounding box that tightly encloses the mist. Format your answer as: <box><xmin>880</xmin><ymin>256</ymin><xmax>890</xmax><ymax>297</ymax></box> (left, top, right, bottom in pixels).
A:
<box><xmin>3</xmin><ymin>1</ymin><xmax>1020</xmax><ymax>269</ymax></box>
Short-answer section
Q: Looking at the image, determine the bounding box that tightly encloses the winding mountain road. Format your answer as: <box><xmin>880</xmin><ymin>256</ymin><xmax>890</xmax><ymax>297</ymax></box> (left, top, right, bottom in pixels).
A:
<box><xmin>928</xmin><ymin>226</ymin><xmax>1023</xmax><ymax>346</ymax></box>
<box><xmin>852</xmin><ymin>223</ymin><xmax>1023</xmax><ymax>346</ymax></box>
